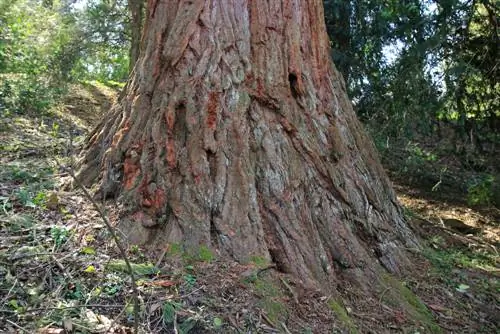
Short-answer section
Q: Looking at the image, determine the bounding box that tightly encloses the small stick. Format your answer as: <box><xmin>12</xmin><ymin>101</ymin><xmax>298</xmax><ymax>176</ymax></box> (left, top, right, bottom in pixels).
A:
<box><xmin>281</xmin><ymin>322</ymin><xmax>292</xmax><ymax>334</ymax></box>
<box><xmin>6</xmin><ymin>319</ymin><xmax>28</xmax><ymax>332</ymax></box>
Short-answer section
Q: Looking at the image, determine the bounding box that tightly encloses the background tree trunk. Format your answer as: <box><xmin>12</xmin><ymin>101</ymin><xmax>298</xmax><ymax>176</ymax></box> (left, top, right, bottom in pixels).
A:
<box><xmin>128</xmin><ymin>0</ymin><xmax>144</xmax><ymax>72</ymax></box>
<box><xmin>78</xmin><ymin>0</ymin><xmax>418</xmax><ymax>291</ymax></box>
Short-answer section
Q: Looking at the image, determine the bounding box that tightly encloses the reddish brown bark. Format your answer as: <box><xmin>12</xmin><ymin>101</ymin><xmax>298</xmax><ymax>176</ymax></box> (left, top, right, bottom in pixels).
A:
<box><xmin>78</xmin><ymin>0</ymin><xmax>418</xmax><ymax>291</ymax></box>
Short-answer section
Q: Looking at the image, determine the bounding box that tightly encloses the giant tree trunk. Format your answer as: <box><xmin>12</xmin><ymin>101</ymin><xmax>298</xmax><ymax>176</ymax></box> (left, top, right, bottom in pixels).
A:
<box><xmin>78</xmin><ymin>0</ymin><xmax>417</xmax><ymax>290</ymax></box>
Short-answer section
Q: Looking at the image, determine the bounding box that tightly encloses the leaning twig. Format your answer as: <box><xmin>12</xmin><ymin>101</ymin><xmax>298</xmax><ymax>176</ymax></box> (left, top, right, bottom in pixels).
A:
<box><xmin>281</xmin><ymin>322</ymin><xmax>292</xmax><ymax>334</ymax></box>
<box><xmin>279</xmin><ymin>277</ymin><xmax>298</xmax><ymax>304</ymax></box>
<box><xmin>6</xmin><ymin>319</ymin><xmax>28</xmax><ymax>332</ymax></box>
<box><xmin>55</xmin><ymin>160</ymin><xmax>140</xmax><ymax>334</ymax></box>
<box><xmin>22</xmin><ymin>304</ymin><xmax>126</xmax><ymax>313</ymax></box>
<box><xmin>261</xmin><ymin>312</ymin><xmax>277</xmax><ymax>328</ymax></box>
<box><xmin>378</xmin><ymin>287</ymin><xmax>391</xmax><ymax>304</ymax></box>
<box><xmin>173</xmin><ymin>312</ymin><xmax>179</xmax><ymax>334</ymax></box>
<box><xmin>0</xmin><ymin>279</ymin><xmax>18</xmax><ymax>305</ymax></box>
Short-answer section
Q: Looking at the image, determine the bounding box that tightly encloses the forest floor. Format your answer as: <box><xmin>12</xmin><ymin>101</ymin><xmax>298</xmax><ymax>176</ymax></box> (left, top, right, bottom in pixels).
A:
<box><xmin>0</xmin><ymin>83</ymin><xmax>498</xmax><ymax>333</ymax></box>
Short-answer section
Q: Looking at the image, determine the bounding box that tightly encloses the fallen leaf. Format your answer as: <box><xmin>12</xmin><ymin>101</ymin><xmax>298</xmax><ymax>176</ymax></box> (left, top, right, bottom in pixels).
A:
<box><xmin>84</xmin><ymin>265</ymin><xmax>96</xmax><ymax>273</ymax></box>
<box><xmin>148</xmin><ymin>280</ymin><xmax>177</xmax><ymax>287</ymax></box>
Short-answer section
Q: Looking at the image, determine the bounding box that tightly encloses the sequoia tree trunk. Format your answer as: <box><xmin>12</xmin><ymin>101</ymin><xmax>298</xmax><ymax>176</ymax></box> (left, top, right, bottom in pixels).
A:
<box><xmin>78</xmin><ymin>0</ymin><xmax>418</xmax><ymax>290</ymax></box>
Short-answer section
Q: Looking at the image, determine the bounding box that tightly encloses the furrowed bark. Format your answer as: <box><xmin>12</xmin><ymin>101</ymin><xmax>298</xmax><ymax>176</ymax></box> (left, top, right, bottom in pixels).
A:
<box><xmin>77</xmin><ymin>0</ymin><xmax>418</xmax><ymax>291</ymax></box>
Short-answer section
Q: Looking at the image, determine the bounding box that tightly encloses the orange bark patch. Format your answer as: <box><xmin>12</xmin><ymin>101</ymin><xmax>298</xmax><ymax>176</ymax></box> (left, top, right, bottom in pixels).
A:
<box><xmin>166</xmin><ymin>140</ymin><xmax>176</xmax><ymax>169</ymax></box>
<box><xmin>111</xmin><ymin>120</ymin><xmax>130</xmax><ymax>147</ymax></box>
<box><xmin>206</xmin><ymin>91</ymin><xmax>220</xmax><ymax>130</ymax></box>
<box><xmin>166</xmin><ymin>109</ymin><xmax>175</xmax><ymax>130</ymax></box>
<box><xmin>123</xmin><ymin>157</ymin><xmax>140</xmax><ymax>190</ymax></box>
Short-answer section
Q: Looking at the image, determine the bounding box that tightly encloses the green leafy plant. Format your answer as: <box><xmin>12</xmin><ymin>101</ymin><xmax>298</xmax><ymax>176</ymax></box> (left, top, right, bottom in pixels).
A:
<box><xmin>197</xmin><ymin>245</ymin><xmax>215</xmax><ymax>262</ymax></box>
<box><xmin>64</xmin><ymin>282</ymin><xmax>85</xmax><ymax>301</ymax></box>
<box><xmin>162</xmin><ymin>301</ymin><xmax>182</xmax><ymax>324</ymax></box>
<box><xmin>467</xmin><ymin>174</ymin><xmax>495</xmax><ymax>206</ymax></box>
<box><xmin>14</xmin><ymin>188</ymin><xmax>37</xmax><ymax>208</ymax></box>
<box><xmin>50</xmin><ymin>226</ymin><xmax>71</xmax><ymax>249</ymax></box>
<box><xmin>183</xmin><ymin>274</ymin><xmax>196</xmax><ymax>288</ymax></box>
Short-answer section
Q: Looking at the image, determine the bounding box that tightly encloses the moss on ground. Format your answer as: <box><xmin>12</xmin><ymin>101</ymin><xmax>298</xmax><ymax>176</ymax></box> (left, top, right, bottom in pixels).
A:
<box><xmin>381</xmin><ymin>273</ymin><xmax>442</xmax><ymax>334</ymax></box>
<box><xmin>327</xmin><ymin>298</ymin><xmax>358</xmax><ymax>333</ymax></box>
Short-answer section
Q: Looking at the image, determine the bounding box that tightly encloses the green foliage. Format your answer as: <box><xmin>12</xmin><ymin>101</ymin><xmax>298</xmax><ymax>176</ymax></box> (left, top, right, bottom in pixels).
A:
<box><xmin>196</xmin><ymin>245</ymin><xmax>215</xmax><ymax>262</ymax></box>
<box><xmin>51</xmin><ymin>226</ymin><xmax>71</xmax><ymax>249</ymax></box>
<box><xmin>71</xmin><ymin>0</ymin><xmax>130</xmax><ymax>82</ymax></box>
<box><xmin>106</xmin><ymin>259</ymin><xmax>159</xmax><ymax>276</ymax></box>
<box><xmin>162</xmin><ymin>301</ymin><xmax>182</xmax><ymax>324</ymax></box>
<box><xmin>0</xmin><ymin>75</ymin><xmax>61</xmax><ymax>116</ymax></box>
<box><xmin>424</xmin><ymin>246</ymin><xmax>497</xmax><ymax>274</ymax></box>
<box><xmin>0</xmin><ymin>162</ymin><xmax>55</xmax><ymax>213</ymax></box>
<box><xmin>325</xmin><ymin>0</ymin><xmax>499</xmax><ymax>151</ymax></box>
<box><xmin>249</xmin><ymin>255</ymin><xmax>270</xmax><ymax>268</ymax></box>
<box><xmin>0</xmin><ymin>0</ymin><xmax>76</xmax><ymax>115</ymax></box>
<box><xmin>182</xmin><ymin>273</ymin><xmax>197</xmax><ymax>288</ymax></box>
<box><xmin>213</xmin><ymin>317</ymin><xmax>223</xmax><ymax>329</ymax></box>
<box><xmin>467</xmin><ymin>174</ymin><xmax>496</xmax><ymax>206</ymax></box>
<box><xmin>0</xmin><ymin>0</ymin><xmax>131</xmax><ymax>116</ymax></box>
<box><xmin>162</xmin><ymin>301</ymin><xmax>198</xmax><ymax>333</ymax></box>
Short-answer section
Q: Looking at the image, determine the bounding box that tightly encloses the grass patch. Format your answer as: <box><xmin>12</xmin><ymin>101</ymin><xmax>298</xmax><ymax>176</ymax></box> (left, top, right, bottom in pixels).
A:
<box><xmin>197</xmin><ymin>245</ymin><xmax>215</xmax><ymax>262</ymax></box>
<box><xmin>424</xmin><ymin>247</ymin><xmax>497</xmax><ymax>274</ymax></box>
<box><xmin>106</xmin><ymin>260</ymin><xmax>159</xmax><ymax>276</ymax></box>
<box><xmin>248</xmin><ymin>276</ymin><xmax>288</xmax><ymax>324</ymax></box>
<box><xmin>164</xmin><ymin>243</ymin><xmax>215</xmax><ymax>263</ymax></box>
<box><xmin>249</xmin><ymin>255</ymin><xmax>270</xmax><ymax>268</ymax></box>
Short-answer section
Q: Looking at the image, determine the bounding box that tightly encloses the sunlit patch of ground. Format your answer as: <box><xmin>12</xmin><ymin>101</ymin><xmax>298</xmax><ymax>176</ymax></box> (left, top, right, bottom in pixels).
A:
<box><xmin>397</xmin><ymin>187</ymin><xmax>500</xmax><ymax>246</ymax></box>
<box><xmin>0</xmin><ymin>82</ymin><xmax>117</xmax><ymax>163</ymax></box>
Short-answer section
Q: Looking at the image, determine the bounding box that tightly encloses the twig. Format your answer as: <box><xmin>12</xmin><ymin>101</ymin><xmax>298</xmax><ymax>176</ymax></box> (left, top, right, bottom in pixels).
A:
<box><xmin>378</xmin><ymin>287</ymin><xmax>391</xmax><ymax>304</ymax></box>
<box><xmin>6</xmin><ymin>319</ymin><xmax>28</xmax><ymax>332</ymax></box>
<box><xmin>257</xmin><ymin>264</ymin><xmax>277</xmax><ymax>277</ymax></box>
<box><xmin>281</xmin><ymin>322</ymin><xmax>292</xmax><ymax>334</ymax></box>
<box><xmin>51</xmin><ymin>255</ymin><xmax>72</xmax><ymax>279</ymax></box>
<box><xmin>9</xmin><ymin>252</ymin><xmax>66</xmax><ymax>261</ymax></box>
<box><xmin>173</xmin><ymin>312</ymin><xmax>179</xmax><ymax>334</ymax></box>
<box><xmin>155</xmin><ymin>248</ymin><xmax>168</xmax><ymax>268</ymax></box>
<box><xmin>260</xmin><ymin>312</ymin><xmax>277</xmax><ymax>328</ymax></box>
<box><xmin>22</xmin><ymin>304</ymin><xmax>126</xmax><ymax>313</ymax></box>
<box><xmin>279</xmin><ymin>277</ymin><xmax>298</xmax><ymax>304</ymax></box>
<box><xmin>106</xmin><ymin>303</ymin><xmax>128</xmax><ymax>333</ymax></box>
<box><xmin>0</xmin><ymin>279</ymin><xmax>17</xmax><ymax>305</ymax></box>
<box><xmin>56</xmin><ymin>160</ymin><xmax>141</xmax><ymax>334</ymax></box>
<box><xmin>178</xmin><ymin>285</ymin><xmax>205</xmax><ymax>300</ymax></box>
